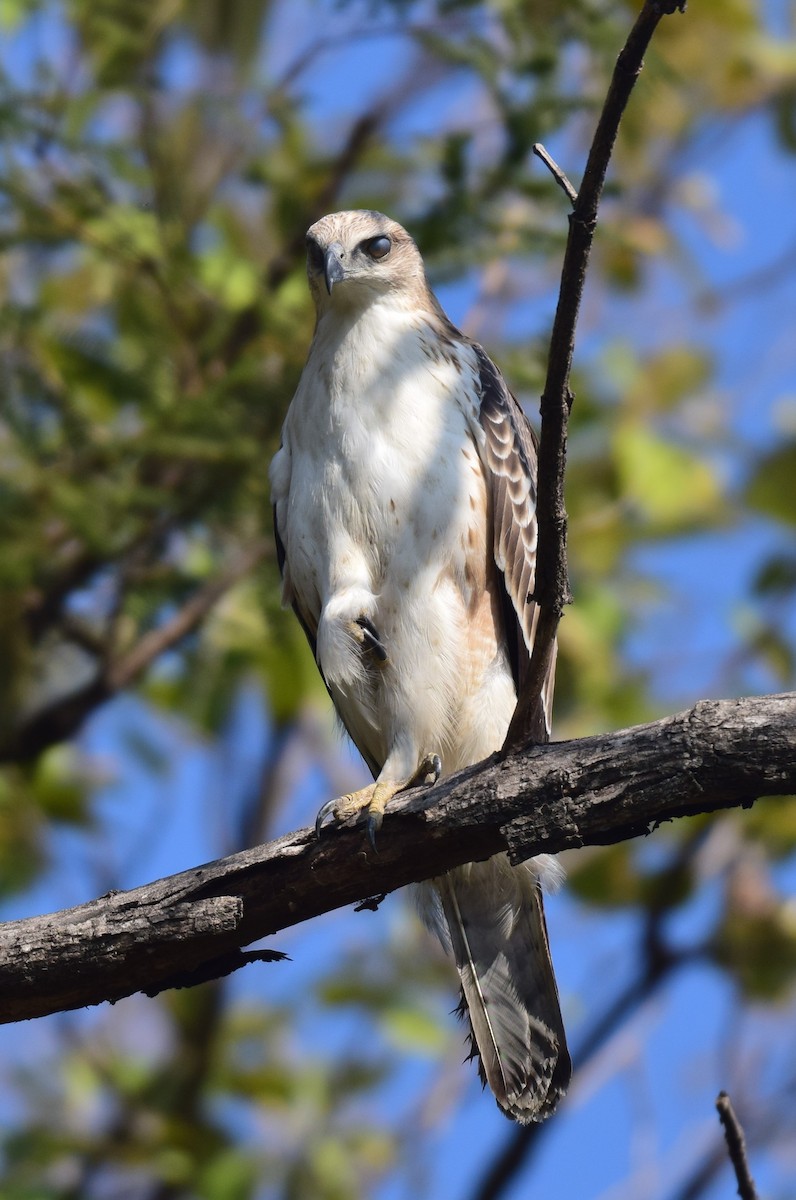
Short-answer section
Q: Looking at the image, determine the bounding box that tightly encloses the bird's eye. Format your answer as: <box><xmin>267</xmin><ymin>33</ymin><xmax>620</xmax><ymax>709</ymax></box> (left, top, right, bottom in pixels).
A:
<box><xmin>363</xmin><ymin>235</ymin><xmax>392</xmax><ymax>261</ymax></box>
<box><xmin>306</xmin><ymin>237</ymin><xmax>325</xmax><ymax>271</ymax></box>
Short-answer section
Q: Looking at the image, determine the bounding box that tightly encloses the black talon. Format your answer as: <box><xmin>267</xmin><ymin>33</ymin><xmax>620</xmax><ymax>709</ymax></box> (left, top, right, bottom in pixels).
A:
<box><xmin>420</xmin><ymin>753</ymin><xmax>442</xmax><ymax>785</ymax></box>
<box><xmin>355</xmin><ymin>616</ymin><xmax>388</xmax><ymax>662</ymax></box>
<box><xmin>315</xmin><ymin>798</ymin><xmax>338</xmax><ymax>838</ymax></box>
<box><xmin>367</xmin><ymin>808</ymin><xmax>383</xmax><ymax>854</ymax></box>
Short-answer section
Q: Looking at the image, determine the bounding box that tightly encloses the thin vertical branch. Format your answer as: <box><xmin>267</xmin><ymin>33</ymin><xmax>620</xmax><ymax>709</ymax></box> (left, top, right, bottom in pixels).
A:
<box><xmin>505</xmin><ymin>0</ymin><xmax>687</xmax><ymax>748</ymax></box>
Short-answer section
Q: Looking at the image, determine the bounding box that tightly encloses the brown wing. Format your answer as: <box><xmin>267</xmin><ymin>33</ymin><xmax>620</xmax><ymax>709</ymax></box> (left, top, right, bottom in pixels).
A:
<box><xmin>471</xmin><ymin>343</ymin><xmax>554</xmax><ymax>736</ymax></box>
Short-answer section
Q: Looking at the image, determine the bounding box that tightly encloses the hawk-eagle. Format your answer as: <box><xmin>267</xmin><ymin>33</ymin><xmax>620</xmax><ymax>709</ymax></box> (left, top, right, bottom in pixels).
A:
<box><xmin>269</xmin><ymin>210</ymin><xmax>570</xmax><ymax>1122</ymax></box>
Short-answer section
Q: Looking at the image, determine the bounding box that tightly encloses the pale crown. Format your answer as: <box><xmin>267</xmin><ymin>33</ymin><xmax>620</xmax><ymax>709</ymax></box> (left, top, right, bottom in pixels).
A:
<box><xmin>305</xmin><ymin>209</ymin><xmax>428</xmax><ymax>312</ymax></box>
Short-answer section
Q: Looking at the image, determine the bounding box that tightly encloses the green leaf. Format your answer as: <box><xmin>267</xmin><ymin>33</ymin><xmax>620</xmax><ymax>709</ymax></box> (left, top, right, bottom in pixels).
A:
<box><xmin>753</xmin><ymin>552</ymin><xmax>796</xmax><ymax>597</ymax></box>
<box><xmin>84</xmin><ymin>205</ymin><xmax>163</xmax><ymax>262</ymax></box>
<box><xmin>381</xmin><ymin>1006</ymin><xmax>447</xmax><ymax>1053</ymax></box>
<box><xmin>712</xmin><ymin>908</ymin><xmax>796</xmax><ymax>1000</ymax></box>
<box><xmin>31</xmin><ymin>746</ymin><xmax>91</xmax><ymax>823</ymax></box>
<box><xmin>745</xmin><ymin>440</ymin><xmax>796</xmax><ymax>525</ymax></box>
<box><xmin>568</xmin><ymin>842</ymin><xmax>695</xmax><ymax>912</ymax></box>
<box><xmin>0</xmin><ymin>0</ymin><xmax>28</xmax><ymax>31</ymax></box>
<box><xmin>614</xmin><ymin>424</ymin><xmax>722</xmax><ymax>532</ymax></box>
<box><xmin>741</xmin><ymin>796</ymin><xmax>796</xmax><ymax>858</ymax></box>
<box><xmin>567</xmin><ymin>845</ymin><xmax>641</xmax><ymax>908</ymax></box>
<box><xmin>629</xmin><ymin>345</ymin><xmax>712</xmax><ymax>414</ymax></box>
<box><xmin>200</xmin><ymin>248</ymin><xmax>260</xmax><ymax>311</ymax></box>
<box><xmin>198</xmin><ymin>1149</ymin><xmax>257</xmax><ymax>1200</ymax></box>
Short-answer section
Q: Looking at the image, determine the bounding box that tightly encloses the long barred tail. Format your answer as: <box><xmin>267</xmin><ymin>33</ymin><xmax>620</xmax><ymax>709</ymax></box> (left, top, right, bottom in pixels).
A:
<box><xmin>424</xmin><ymin>855</ymin><xmax>570</xmax><ymax>1122</ymax></box>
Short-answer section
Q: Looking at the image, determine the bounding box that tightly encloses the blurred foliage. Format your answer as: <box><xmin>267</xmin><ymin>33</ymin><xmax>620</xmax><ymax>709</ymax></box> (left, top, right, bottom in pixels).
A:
<box><xmin>0</xmin><ymin>0</ymin><xmax>795</xmax><ymax>1198</ymax></box>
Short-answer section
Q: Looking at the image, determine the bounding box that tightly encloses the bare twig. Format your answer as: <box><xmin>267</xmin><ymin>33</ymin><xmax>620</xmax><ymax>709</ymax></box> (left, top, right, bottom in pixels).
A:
<box><xmin>716</xmin><ymin>1092</ymin><xmax>759</xmax><ymax>1200</ymax></box>
<box><xmin>109</xmin><ymin>540</ymin><xmax>269</xmax><ymax>688</ymax></box>
<box><xmin>533</xmin><ymin>143</ymin><xmax>578</xmax><ymax>205</ymax></box>
<box><xmin>0</xmin><ymin>691</ymin><xmax>793</xmax><ymax>1024</ymax></box>
<box><xmin>1</xmin><ymin>541</ymin><xmax>269</xmax><ymax>763</ymax></box>
<box><xmin>506</xmin><ymin>0</ymin><xmax>687</xmax><ymax>749</ymax></box>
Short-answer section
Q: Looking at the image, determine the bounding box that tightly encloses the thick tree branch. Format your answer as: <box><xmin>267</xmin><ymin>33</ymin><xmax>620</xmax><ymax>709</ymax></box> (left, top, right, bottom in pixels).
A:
<box><xmin>0</xmin><ymin>692</ymin><xmax>793</xmax><ymax>1025</ymax></box>
<box><xmin>508</xmin><ymin>0</ymin><xmax>686</xmax><ymax>747</ymax></box>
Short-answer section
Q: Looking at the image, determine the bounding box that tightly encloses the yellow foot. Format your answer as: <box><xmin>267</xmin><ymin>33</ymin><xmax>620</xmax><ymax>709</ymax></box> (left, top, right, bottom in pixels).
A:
<box><xmin>316</xmin><ymin>753</ymin><xmax>442</xmax><ymax>851</ymax></box>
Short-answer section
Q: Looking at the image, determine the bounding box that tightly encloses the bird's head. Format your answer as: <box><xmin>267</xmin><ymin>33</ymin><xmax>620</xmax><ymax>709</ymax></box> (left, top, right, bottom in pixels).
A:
<box><xmin>304</xmin><ymin>210</ymin><xmax>426</xmax><ymax>312</ymax></box>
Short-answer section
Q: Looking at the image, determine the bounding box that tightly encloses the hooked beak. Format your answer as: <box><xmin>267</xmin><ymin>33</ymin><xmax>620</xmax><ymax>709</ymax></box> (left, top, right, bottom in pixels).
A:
<box><xmin>324</xmin><ymin>245</ymin><xmax>346</xmax><ymax>295</ymax></box>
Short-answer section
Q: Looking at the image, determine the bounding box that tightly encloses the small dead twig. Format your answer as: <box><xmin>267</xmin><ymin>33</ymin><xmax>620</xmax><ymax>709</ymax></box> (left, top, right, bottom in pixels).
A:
<box><xmin>532</xmin><ymin>143</ymin><xmax>578</xmax><ymax>205</ymax></box>
<box><xmin>716</xmin><ymin>1091</ymin><xmax>759</xmax><ymax>1200</ymax></box>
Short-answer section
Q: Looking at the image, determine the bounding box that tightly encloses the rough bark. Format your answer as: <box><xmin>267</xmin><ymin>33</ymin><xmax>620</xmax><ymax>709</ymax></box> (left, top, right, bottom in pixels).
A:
<box><xmin>1</xmin><ymin>691</ymin><xmax>794</xmax><ymax>1025</ymax></box>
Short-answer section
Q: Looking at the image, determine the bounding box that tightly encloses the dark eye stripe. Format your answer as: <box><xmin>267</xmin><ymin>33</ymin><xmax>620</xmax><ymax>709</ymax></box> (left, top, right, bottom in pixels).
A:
<box><xmin>363</xmin><ymin>235</ymin><xmax>391</xmax><ymax>260</ymax></box>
